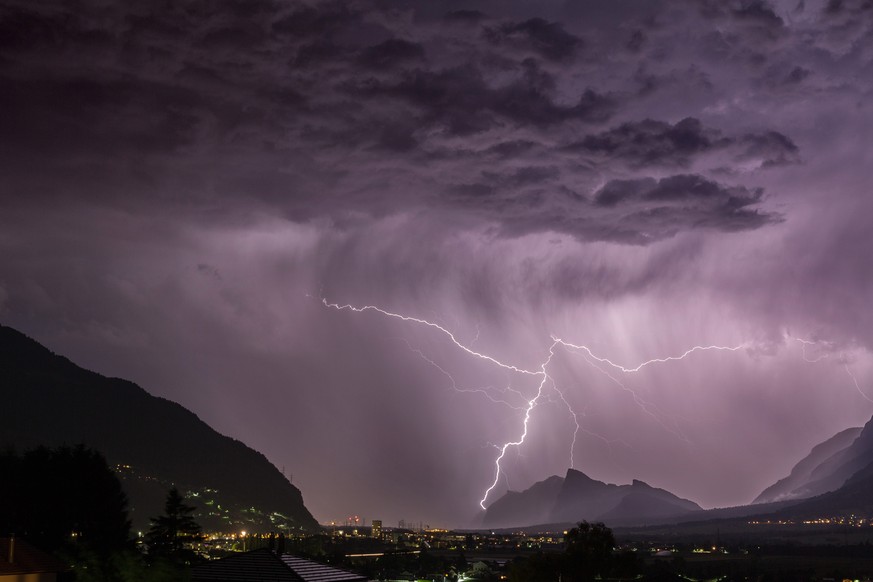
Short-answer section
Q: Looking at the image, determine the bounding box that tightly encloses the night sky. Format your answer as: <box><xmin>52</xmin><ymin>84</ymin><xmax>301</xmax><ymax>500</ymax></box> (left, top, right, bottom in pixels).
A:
<box><xmin>2</xmin><ymin>0</ymin><xmax>873</xmax><ymax>527</ymax></box>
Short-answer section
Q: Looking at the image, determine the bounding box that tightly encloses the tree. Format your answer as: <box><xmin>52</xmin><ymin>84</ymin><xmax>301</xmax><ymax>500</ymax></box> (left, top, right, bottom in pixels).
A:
<box><xmin>563</xmin><ymin>521</ymin><xmax>616</xmax><ymax>582</ymax></box>
<box><xmin>0</xmin><ymin>445</ymin><xmax>131</xmax><ymax>554</ymax></box>
<box><xmin>145</xmin><ymin>487</ymin><xmax>202</xmax><ymax>564</ymax></box>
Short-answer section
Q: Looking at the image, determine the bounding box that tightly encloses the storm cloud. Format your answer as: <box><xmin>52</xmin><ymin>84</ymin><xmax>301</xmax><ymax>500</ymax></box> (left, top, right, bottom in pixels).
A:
<box><xmin>2</xmin><ymin>0</ymin><xmax>873</xmax><ymax>527</ymax></box>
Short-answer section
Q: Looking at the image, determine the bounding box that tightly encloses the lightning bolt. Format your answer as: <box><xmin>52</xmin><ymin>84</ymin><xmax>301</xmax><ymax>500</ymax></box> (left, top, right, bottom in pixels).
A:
<box><xmin>793</xmin><ymin>337</ymin><xmax>873</xmax><ymax>403</ymax></box>
<box><xmin>794</xmin><ymin>337</ymin><xmax>831</xmax><ymax>363</ymax></box>
<box><xmin>556</xmin><ymin>341</ymin><xmax>701</xmax><ymax>442</ymax></box>
<box><xmin>406</xmin><ymin>343</ymin><xmax>528</xmax><ymax>410</ymax></box>
<box><xmin>479</xmin><ymin>342</ymin><xmax>556</xmax><ymax>509</ymax></box>
<box><xmin>553</xmin><ymin>337</ymin><xmax>747</xmax><ymax>373</ymax></box>
<box><xmin>552</xmin><ymin>380</ymin><xmax>581</xmax><ymax>469</ymax></box>
<box><xmin>321</xmin><ymin>298</ymin><xmax>747</xmax><ymax>510</ymax></box>
<box><xmin>322</xmin><ymin>299</ymin><xmax>539</xmax><ymax>376</ymax></box>
<box><xmin>842</xmin><ymin>358</ymin><xmax>873</xmax><ymax>404</ymax></box>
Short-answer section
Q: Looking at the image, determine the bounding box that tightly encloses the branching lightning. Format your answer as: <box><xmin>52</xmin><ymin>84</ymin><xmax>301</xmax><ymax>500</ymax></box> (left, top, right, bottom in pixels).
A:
<box><xmin>552</xmin><ymin>337</ymin><xmax>747</xmax><ymax>373</ymax></box>
<box><xmin>322</xmin><ymin>298</ymin><xmax>748</xmax><ymax>511</ymax></box>
<box><xmin>322</xmin><ymin>300</ymin><xmax>539</xmax><ymax>376</ymax></box>
<box><xmin>792</xmin><ymin>336</ymin><xmax>873</xmax><ymax>403</ymax></box>
<box><xmin>479</xmin><ymin>342</ymin><xmax>557</xmax><ymax>509</ymax></box>
<box><xmin>406</xmin><ymin>343</ymin><xmax>527</xmax><ymax>410</ymax></box>
<box><xmin>795</xmin><ymin>337</ymin><xmax>831</xmax><ymax>363</ymax></box>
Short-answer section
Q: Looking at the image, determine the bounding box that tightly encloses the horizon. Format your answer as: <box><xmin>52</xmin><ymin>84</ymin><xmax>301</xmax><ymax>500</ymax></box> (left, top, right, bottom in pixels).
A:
<box><xmin>2</xmin><ymin>0</ymin><xmax>872</xmax><ymax>528</ymax></box>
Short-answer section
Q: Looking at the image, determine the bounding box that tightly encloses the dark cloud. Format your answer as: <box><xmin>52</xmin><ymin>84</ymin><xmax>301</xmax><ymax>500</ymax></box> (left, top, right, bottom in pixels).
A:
<box><xmin>0</xmin><ymin>75</ymin><xmax>203</xmax><ymax>157</ymax></box>
<box><xmin>823</xmin><ymin>0</ymin><xmax>873</xmax><ymax>15</ymax></box>
<box><xmin>349</xmin><ymin>62</ymin><xmax>614</xmax><ymax>135</ymax></box>
<box><xmin>481</xmin><ymin>165</ymin><xmax>561</xmax><ymax>188</ymax></box>
<box><xmin>589</xmin><ymin>174</ymin><xmax>777</xmax><ymax>242</ymax></box>
<box><xmin>443</xmin><ymin>10</ymin><xmax>487</xmax><ymax>24</ymax></box>
<box><xmin>696</xmin><ymin>0</ymin><xmax>786</xmax><ymax>43</ymax></box>
<box><xmin>737</xmin><ymin>131</ymin><xmax>800</xmax><ymax>166</ymax></box>
<box><xmin>565</xmin><ymin>118</ymin><xmax>799</xmax><ymax>169</ymax></box>
<box><xmin>357</xmin><ymin>38</ymin><xmax>426</xmax><ymax>69</ymax></box>
<box><xmin>444</xmin><ymin>172</ymin><xmax>777</xmax><ymax>246</ymax></box>
<box><xmin>483</xmin><ymin>18</ymin><xmax>582</xmax><ymax>62</ymax></box>
<box><xmin>595</xmin><ymin>174</ymin><xmax>760</xmax><ymax>206</ymax></box>
<box><xmin>699</xmin><ymin>0</ymin><xmax>785</xmax><ymax>25</ymax></box>
<box><xmin>293</xmin><ymin>40</ymin><xmax>349</xmax><ymax>68</ymax></box>
<box><xmin>731</xmin><ymin>0</ymin><xmax>785</xmax><ymax>27</ymax></box>
<box><xmin>785</xmin><ymin>65</ymin><xmax>812</xmax><ymax>84</ymax></box>
<box><xmin>372</xmin><ymin>123</ymin><xmax>419</xmax><ymax>152</ymax></box>
<box><xmin>627</xmin><ymin>29</ymin><xmax>646</xmax><ymax>53</ymax></box>
<box><xmin>484</xmin><ymin>139</ymin><xmax>539</xmax><ymax>159</ymax></box>
<box><xmin>0</xmin><ymin>6</ymin><xmax>97</xmax><ymax>51</ymax></box>
<box><xmin>567</xmin><ymin>117</ymin><xmax>723</xmax><ymax>167</ymax></box>
<box><xmin>271</xmin><ymin>3</ymin><xmax>356</xmax><ymax>38</ymax></box>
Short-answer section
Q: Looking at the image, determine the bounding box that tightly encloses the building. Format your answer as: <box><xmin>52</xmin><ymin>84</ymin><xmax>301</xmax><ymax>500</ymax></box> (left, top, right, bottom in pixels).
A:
<box><xmin>371</xmin><ymin>520</ymin><xmax>382</xmax><ymax>540</ymax></box>
<box><xmin>191</xmin><ymin>548</ymin><xmax>369</xmax><ymax>581</ymax></box>
<box><xmin>0</xmin><ymin>537</ymin><xmax>69</xmax><ymax>582</ymax></box>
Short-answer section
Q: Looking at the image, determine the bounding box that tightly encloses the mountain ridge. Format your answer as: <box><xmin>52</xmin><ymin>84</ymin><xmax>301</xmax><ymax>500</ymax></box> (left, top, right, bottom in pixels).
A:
<box><xmin>753</xmin><ymin>418</ymin><xmax>873</xmax><ymax>504</ymax></box>
<box><xmin>0</xmin><ymin>324</ymin><xmax>319</xmax><ymax>532</ymax></box>
<box><xmin>482</xmin><ymin>468</ymin><xmax>702</xmax><ymax>529</ymax></box>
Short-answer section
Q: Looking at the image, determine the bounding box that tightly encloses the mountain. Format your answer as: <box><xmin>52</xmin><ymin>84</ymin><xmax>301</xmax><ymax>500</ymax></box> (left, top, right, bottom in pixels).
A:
<box><xmin>613</xmin><ymin>415</ymin><xmax>873</xmax><ymax>542</ymax></box>
<box><xmin>0</xmin><ymin>324</ymin><xmax>319</xmax><ymax>532</ymax></box>
<box><xmin>776</xmin><ymin>457</ymin><xmax>873</xmax><ymax>518</ymax></box>
<box><xmin>753</xmin><ymin>421</ymin><xmax>873</xmax><ymax>504</ymax></box>
<box><xmin>482</xmin><ymin>468</ymin><xmax>701</xmax><ymax>529</ymax></box>
<box><xmin>598</xmin><ymin>480</ymin><xmax>702</xmax><ymax>524</ymax></box>
<box><xmin>753</xmin><ymin>426</ymin><xmax>861</xmax><ymax>503</ymax></box>
<box><xmin>482</xmin><ymin>475</ymin><xmax>564</xmax><ymax>527</ymax></box>
<box><xmin>760</xmin><ymin>416</ymin><xmax>873</xmax><ymax>520</ymax></box>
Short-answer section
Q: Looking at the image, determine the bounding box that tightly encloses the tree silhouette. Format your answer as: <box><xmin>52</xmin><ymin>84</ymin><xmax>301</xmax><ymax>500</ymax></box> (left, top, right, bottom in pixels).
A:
<box><xmin>563</xmin><ymin>521</ymin><xmax>616</xmax><ymax>582</ymax></box>
<box><xmin>0</xmin><ymin>445</ymin><xmax>130</xmax><ymax>554</ymax></box>
<box><xmin>145</xmin><ymin>487</ymin><xmax>202</xmax><ymax>564</ymax></box>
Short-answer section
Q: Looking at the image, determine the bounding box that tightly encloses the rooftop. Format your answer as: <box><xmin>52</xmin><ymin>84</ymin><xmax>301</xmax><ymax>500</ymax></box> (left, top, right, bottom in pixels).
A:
<box><xmin>0</xmin><ymin>537</ymin><xmax>69</xmax><ymax>575</ymax></box>
<box><xmin>191</xmin><ymin>548</ymin><xmax>368</xmax><ymax>582</ymax></box>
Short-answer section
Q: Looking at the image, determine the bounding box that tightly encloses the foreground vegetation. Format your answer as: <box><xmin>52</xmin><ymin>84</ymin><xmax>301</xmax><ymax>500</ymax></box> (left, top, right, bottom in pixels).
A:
<box><xmin>3</xmin><ymin>446</ymin><xmax>873</xmax><ymax>581</ymax></box>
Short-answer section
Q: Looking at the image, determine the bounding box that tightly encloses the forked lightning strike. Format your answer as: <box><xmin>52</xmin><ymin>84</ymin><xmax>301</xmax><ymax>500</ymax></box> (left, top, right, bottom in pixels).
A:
<box><xmin>322</xmin><ymin>298</ymin><xmax>747</xmax><ymax>510</ymax></box>
<box><xmin>479</xmin><ymin>343</ymin><xmax>556</xmax><ymax>510</ymax></box>
<box><xmin>406</xmin><ymin>343</ymin><xmax>528</xmax><ymax>410</ymax></box>
<box><xmin>322</xmin><ymin>300</ymin><xmax>539</xmax><ymax>376</ymax></box>
<box><xmin>793</xmin><ymin>337</ymin><xmax>873</xmax><ymax>403</ymax></box>
<box><xmin>553</xmin><ymin>337</ymin><xmax>747</xmax><ymax>373</ymax></box>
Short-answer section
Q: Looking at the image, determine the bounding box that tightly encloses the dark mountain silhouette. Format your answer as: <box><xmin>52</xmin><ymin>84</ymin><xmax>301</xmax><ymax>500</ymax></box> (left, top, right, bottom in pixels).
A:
<box><xmin>612</xmin><ymin>415</ymin><xmax>873</xmax><ymax>541</ymax></box>
<box><xmin>760</xmin><ymin>417</ymin><xmax>873</xmax><ymax>520</ymax></box>
<box><xmin>0</xmin><ymin>324</ymin><xmax>319</xmax><ymax>532</ymax></box>
<box><xmin>598</xmin><ymin>480</ymin><xmax>701</xmax><ymax>524</ymax></box>
<box><xmin>775</xmin><ymin>457</ymin><xmax>873</xmax><ymax>518</ymax></box>
<box><xmin>483</xmin><ymin>468</ymin><xmax>701</xmax><ymax>529</ymax></box>
<box><xmin>753</xmin><ymin>426</ymin><xmax>861</xmax><ymax>503</ymax></box>
<box><xmin>754</xmin><ymin>421</ymin><xmax>873</xmax><ymax>504</ymax></box>
<box><xmin>482</xmin><ymin>475</ymin><xmax>564</xmax><ymax>527</ymax></box>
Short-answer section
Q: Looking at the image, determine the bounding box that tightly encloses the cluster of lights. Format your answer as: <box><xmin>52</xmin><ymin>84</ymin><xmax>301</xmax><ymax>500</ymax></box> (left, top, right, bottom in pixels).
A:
<box><xmin>801</xmin><ymin>516</ymin><xmax>871</xmax><ymax>527</ymax></box>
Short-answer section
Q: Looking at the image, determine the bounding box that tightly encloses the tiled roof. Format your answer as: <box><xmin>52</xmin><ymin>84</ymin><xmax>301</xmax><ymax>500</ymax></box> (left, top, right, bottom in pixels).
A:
<box><xmin>191</xmin><ymin>549</ymin><xmax>368</xmax><ymax>582</ymax></box>
<box><xmin>192</xmin><ymin>549</ymin><xmax>301</xmax><ymax>581</ymax></box>
<box><xmin>279</xmin><ymin>554</ymin><xmax>368</xmax><ymax>582</ymax></box>
<box><xmin>0</xmin><ymin>537</ymin><xmax>69</xmax><ymax>575</ymax></box>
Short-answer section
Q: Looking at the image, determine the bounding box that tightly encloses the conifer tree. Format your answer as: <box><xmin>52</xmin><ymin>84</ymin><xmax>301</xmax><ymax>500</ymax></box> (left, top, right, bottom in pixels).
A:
<box><xmin>145</xmin><ymin>487</ymin><xmax>202</xmax><ymax>564</ymax></box>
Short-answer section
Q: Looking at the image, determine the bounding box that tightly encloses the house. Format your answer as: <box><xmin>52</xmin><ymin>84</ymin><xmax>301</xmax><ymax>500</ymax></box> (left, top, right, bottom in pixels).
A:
<box><xmin>0</xmin><ymin>537</ymin><xmax>69</xmax><ymax>582</ymax></box>
<box><xmin>191</xmin><ymin>548</ymin><xmax>369</xmax><ymax>581</ymax></box>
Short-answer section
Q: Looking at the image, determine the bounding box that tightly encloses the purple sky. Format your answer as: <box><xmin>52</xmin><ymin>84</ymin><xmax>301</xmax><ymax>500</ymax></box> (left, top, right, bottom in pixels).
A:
<box><xmin>2</xmin><ymin>0</ymin><xmax>873</xmax><ymax>527</ymax></box>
